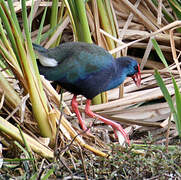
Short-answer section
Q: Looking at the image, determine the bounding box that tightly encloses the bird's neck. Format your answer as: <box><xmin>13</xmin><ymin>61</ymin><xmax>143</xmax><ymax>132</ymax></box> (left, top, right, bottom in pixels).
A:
<box><xmin>106</xmin><ymin>60</ymin><xmax>127</xmax><ymax>90</ymax></box>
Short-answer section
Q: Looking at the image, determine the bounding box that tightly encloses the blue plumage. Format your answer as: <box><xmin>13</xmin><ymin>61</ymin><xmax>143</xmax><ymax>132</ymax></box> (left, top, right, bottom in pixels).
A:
<box><xmin>34</xmin><ymin>42</ymin><xmax>140</xmax><ymax>99</ymax></box>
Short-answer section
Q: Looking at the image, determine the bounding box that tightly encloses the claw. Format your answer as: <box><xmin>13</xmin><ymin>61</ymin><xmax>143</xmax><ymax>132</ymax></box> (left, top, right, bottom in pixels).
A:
<box><xmin>115</xmin><ymin>130</ymin><xmax>130</xmax><ymax>146</ymax></box>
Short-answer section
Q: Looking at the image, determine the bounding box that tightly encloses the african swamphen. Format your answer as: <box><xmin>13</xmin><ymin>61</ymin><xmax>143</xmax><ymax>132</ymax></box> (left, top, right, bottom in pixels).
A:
<box><xmin>33</xmin><ymin>42</ymin><xmax>141</xmax><ymax>145</ymax></box>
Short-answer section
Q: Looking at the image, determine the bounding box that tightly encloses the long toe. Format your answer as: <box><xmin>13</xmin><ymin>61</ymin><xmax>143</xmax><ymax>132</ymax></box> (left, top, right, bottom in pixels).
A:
<box><xmin>114</xmin><ymin>128</ymin><xmax>130</xmax><ymax>146</ymax></box>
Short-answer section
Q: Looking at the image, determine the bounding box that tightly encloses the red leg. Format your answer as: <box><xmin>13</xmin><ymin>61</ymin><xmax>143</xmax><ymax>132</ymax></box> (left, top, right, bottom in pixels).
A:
<box><xmin>85</xmin><ymin>99</ymin><xmax>130</xmax><ymax>145</ymax></box>
<box><xmin>71</xmin><ymin>95</ymin><xmax>87</xmax><ymax>131</ymax></box>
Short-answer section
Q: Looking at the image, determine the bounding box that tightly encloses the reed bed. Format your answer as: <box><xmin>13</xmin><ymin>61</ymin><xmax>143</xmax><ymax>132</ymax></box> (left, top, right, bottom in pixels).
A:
<box><xmin>0</xmin><ymin>0</ymin><xmax>181</xmax><ymax>179</ymax></box>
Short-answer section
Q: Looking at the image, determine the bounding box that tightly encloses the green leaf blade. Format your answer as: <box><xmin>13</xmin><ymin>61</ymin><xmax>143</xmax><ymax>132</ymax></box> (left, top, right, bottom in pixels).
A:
<box><xmin>154</xmin><ymin>70</ymin><xmax>178</xmax><ymax>123</ymax></box>
<box><xmin>152</xmin><ymin>38</ymin><xmax>169</xmax><ymax>68</ymax></box>
<box><xmin>172</xmin><ymin>77</ymin><xmax>181</xmax><ymax>137</ymax></box>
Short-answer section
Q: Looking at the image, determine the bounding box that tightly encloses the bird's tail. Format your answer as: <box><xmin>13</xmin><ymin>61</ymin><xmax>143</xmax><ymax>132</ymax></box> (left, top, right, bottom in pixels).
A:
<box><xmin>32</xmin><ymin>43</ymin><xmax>48</xmax><ymax>54</ymax></box>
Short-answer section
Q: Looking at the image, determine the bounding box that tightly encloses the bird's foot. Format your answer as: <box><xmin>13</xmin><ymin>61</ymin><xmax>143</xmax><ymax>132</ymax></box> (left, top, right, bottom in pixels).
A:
<box><xmin>80</xmin><ymin>122</ymin><xmax>91</xmax><ymax>135</ymax></box>
<box><xmin>97</xmin><ymin>115</ymin><xmax>130</xmax><ymax>145</ymax></box>
<box><xmin>85</xmin><ymin>99</ymin><xmax>130</xmax><ymax>145</ymax></box>
<box><xmin>113</xmin><ymin>127</ymin><xmax>130</xmax><ymax>146</ymax></box>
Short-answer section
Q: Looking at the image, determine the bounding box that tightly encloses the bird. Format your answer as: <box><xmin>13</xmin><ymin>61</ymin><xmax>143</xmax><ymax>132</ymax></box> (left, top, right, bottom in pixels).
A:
<box><xmin>33</xmin><ymin>42</ymin><xmax>141</xmax><ymax>145</ymax></box>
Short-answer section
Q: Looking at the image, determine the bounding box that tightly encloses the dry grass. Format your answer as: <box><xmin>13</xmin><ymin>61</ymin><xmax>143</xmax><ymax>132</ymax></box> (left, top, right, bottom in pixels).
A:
<box><xmin>0</xmin><ymin>0</ymin><xmax>181</xmax><ymax>179</ymax></box>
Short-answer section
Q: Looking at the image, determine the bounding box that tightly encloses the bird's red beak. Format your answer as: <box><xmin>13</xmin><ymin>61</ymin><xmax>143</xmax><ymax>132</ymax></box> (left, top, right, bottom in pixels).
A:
<box><xmin>132</xmin><ymin>65</ymin><xmax>141</xmax><ymax>87</ymax></box>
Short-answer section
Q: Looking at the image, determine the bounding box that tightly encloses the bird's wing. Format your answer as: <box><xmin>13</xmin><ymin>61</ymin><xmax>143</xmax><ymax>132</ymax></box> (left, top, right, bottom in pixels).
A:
<box><xmin>38</xmin><ymin>50</ymin><xmax>115</xmax><ymax>84</ymax></box>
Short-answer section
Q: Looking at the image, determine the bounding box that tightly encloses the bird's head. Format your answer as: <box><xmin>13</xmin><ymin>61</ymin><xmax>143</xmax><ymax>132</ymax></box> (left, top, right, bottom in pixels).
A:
<box><xmin>117</xmin><ymin>57</ymin><xmax>141</xmax><ymax>87</ymax></box>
